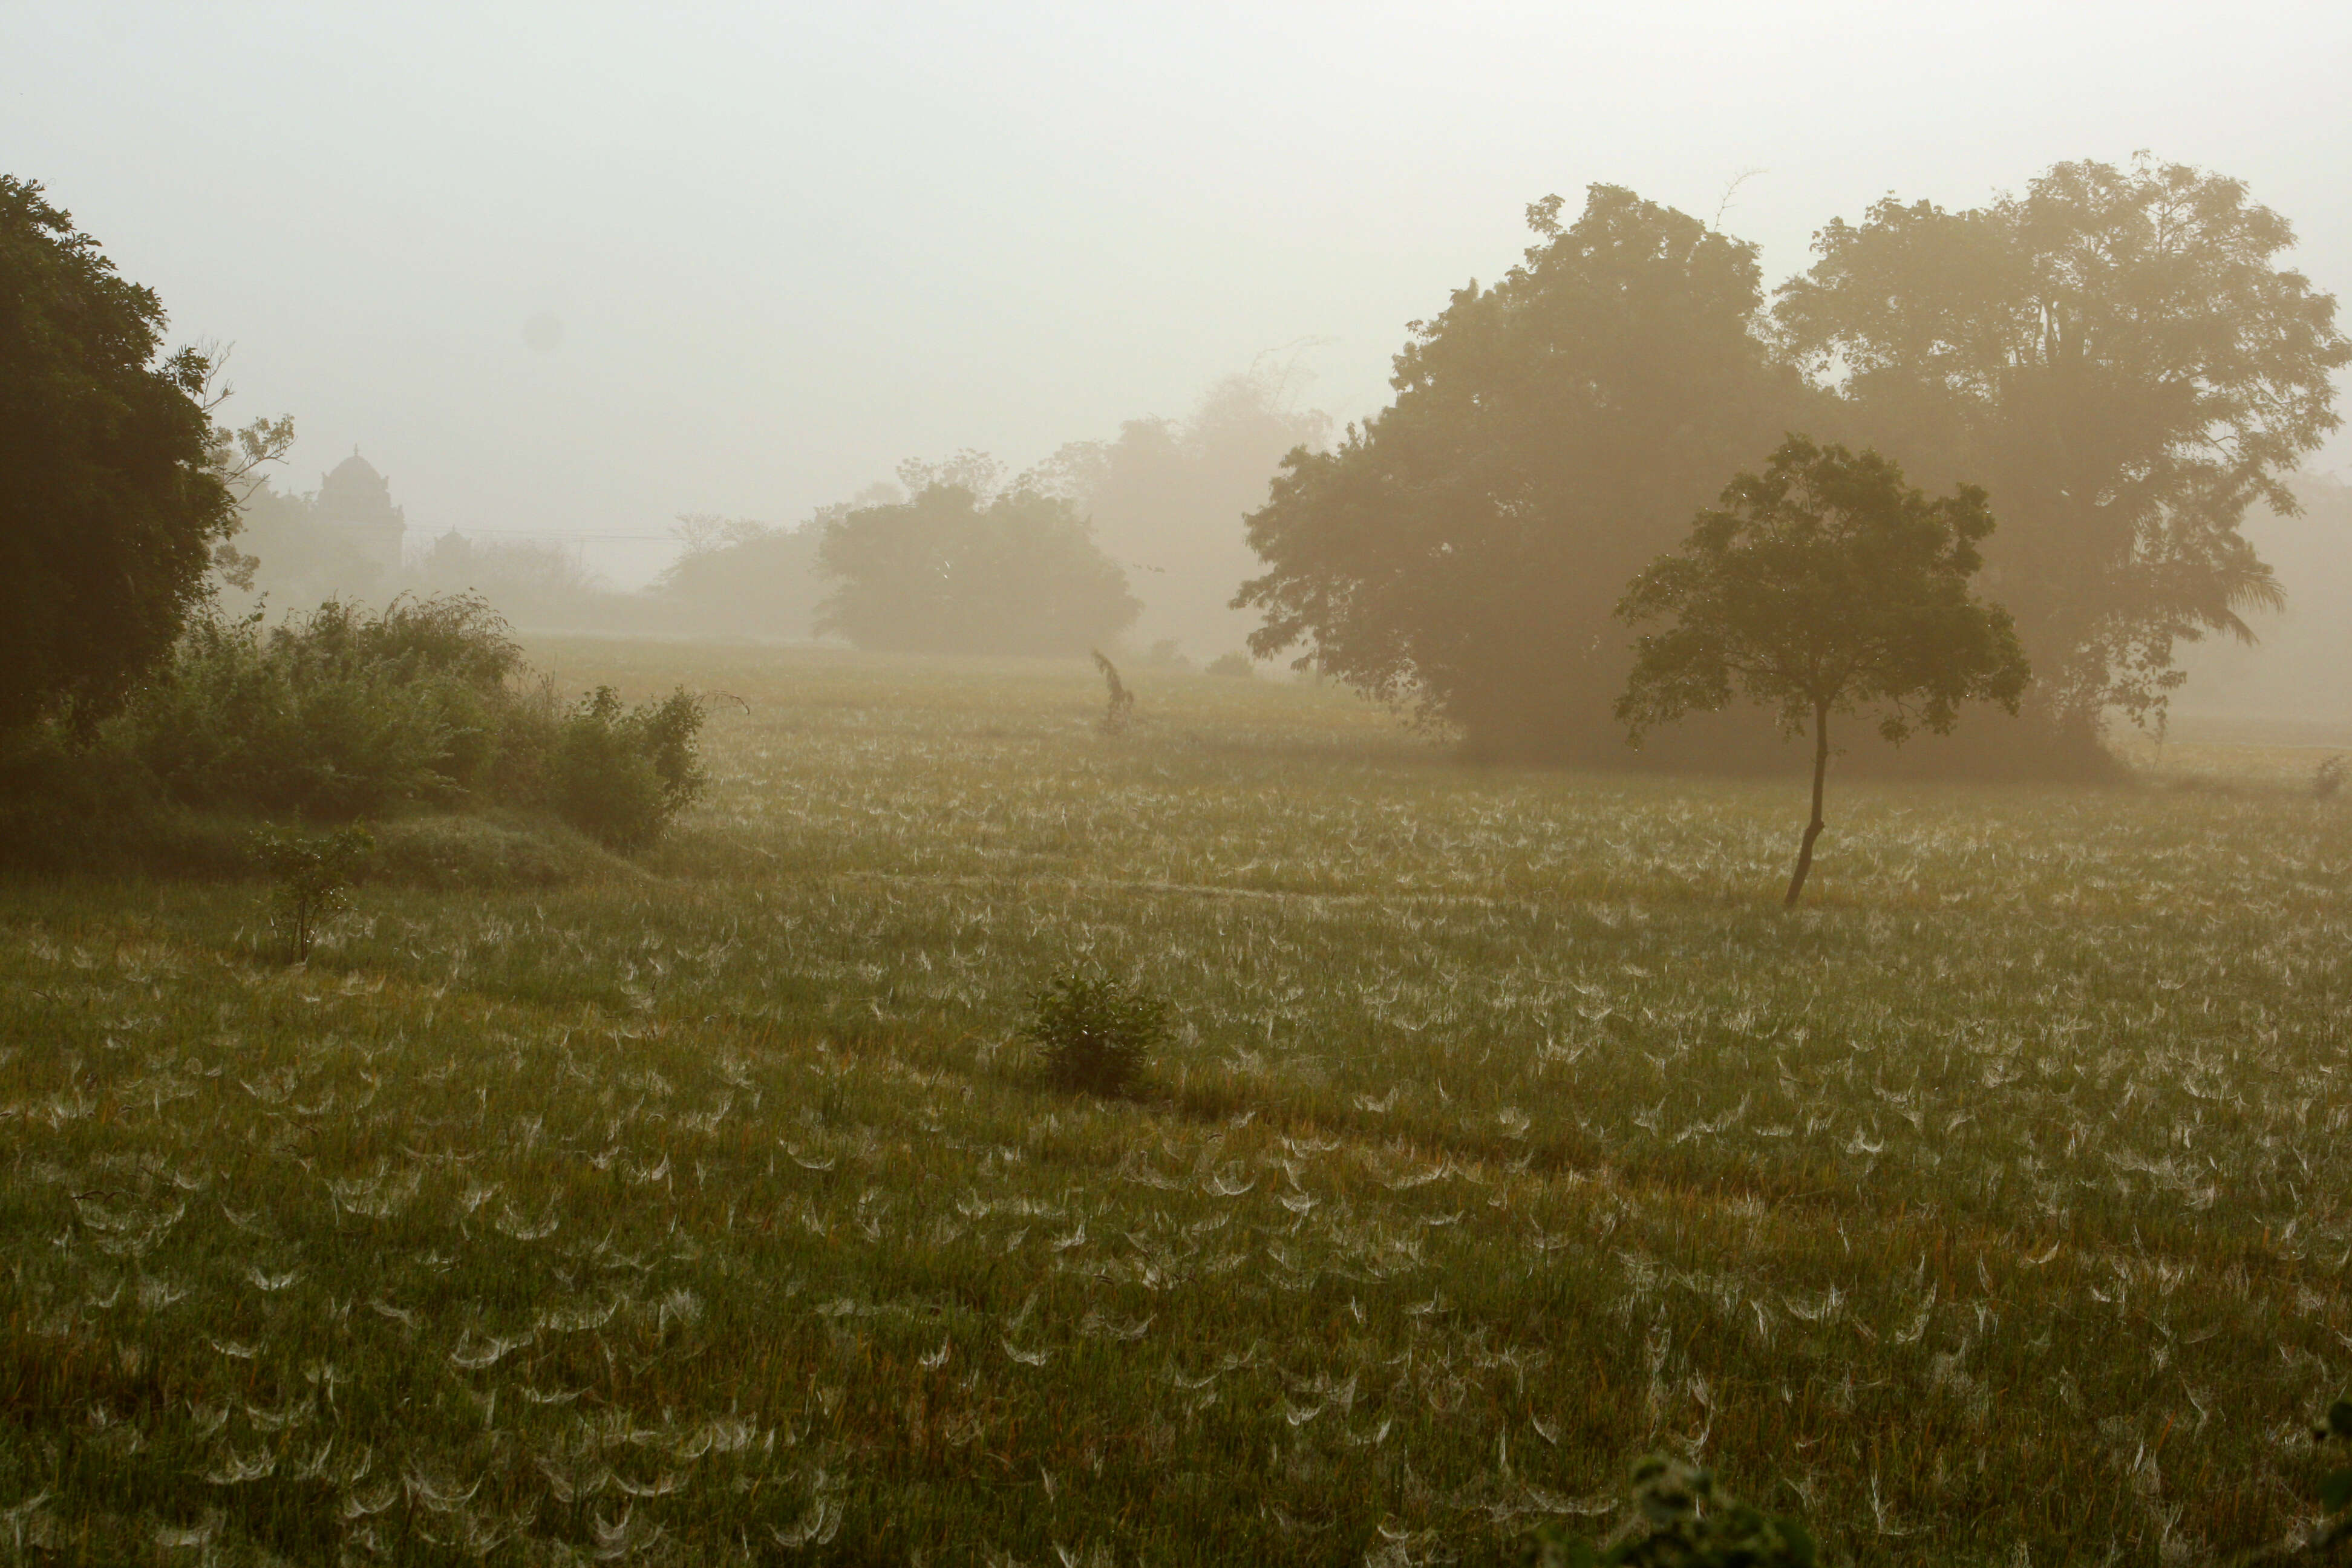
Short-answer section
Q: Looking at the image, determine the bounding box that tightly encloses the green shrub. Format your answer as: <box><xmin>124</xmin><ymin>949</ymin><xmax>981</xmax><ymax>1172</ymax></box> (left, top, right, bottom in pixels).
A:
<box><xmin>251</xmin><ymin>824</ymin><xmax>373</xmax><ymax>962</ymax></box>
<box><xmin>1024</xmin><ymin>969</ymin><xmax>1169</xmax><ymax>1095</ymax></box>
<box><xmin>547</xmin><ymin>686</ymin><xmax>707</xmax><ymax>850</ymax></box>
<box><xmin>1521</xmin><ymin>1457</ymin><xmax>1814</xmax><ymax>1568</ymax></box>
<box><xmin>2</xmin><ymin>590</ymin><xmax>718</xmax><ymax>871</ymax></box>
<box><xmin>1204</xmin><ymin>650</ymin><xmax>1255</xmax><ymax>678</ymax></box>
<box><xmin>57</xmin><ymin>595</ymin><xmax>710</xmax><ymax>858</ymax></box>
<box><xmin>120</xmin><ymin>595</ymin><xmax>528</xmax><ymax>818</ymax></box>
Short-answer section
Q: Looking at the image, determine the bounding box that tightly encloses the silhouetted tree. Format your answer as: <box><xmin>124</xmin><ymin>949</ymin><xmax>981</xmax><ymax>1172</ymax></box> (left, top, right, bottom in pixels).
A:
<box><xmin>1618</xmin><ymin>437</ymin><xmax>2029</xmax><ymax>906</ymax></box>
<box><xmin>411</xmin><ymin>531</ymin><xmax>606</xmax><ymax>629</ymax></box>
<box><xmin>649</xmin><ymin>514</ymin><xmax>826</xmax><ymax>639</ymax></box>
<box><xmin>814</xmin><ymin>476</ymin><xmax>1138</xmax><ymax>656</ymax></box>
<box><xmin>1235</xmin><ymin>186</ymin><xmax>1808</xmax><ymax>759</ymax></box>
<box><xmin>1774</xmin><ymin>155</ymin><xmax>2349</xmax><ymax>751</ymax></box>
<box><xmin>0</xmin><ymin>177</ymin><xmax>244</xmax><ymax>730</ymax></box>
<box><xmin>651</xmin><ymin>483</ymin><xmax>908</xmax><ymax>642</ymax></box>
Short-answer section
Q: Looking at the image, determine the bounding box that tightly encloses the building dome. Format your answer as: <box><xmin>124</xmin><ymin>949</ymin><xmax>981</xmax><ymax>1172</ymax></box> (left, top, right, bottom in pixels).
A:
<box><xmin>315</xmin><ymin>448</ymin><xmax>407</xmax><ymax>572</ymax></box>
<box><xmin>318</xmin><ymin>449</ymin><xmax>399</xmax><ymax>525</ymax></box>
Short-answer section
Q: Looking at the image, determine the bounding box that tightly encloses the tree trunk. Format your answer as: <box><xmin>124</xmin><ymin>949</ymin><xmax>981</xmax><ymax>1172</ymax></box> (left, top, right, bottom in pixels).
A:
<box><xmin>1784</xmin><ymin>701</ymin><xmax>1830</xmax><ymax>908</ymax></box>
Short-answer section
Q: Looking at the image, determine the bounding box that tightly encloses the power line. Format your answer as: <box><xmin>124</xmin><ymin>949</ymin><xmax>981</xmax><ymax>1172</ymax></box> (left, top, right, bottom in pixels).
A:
<box><xmin>430</xmin><ymin>528</ymin><xmax>681</xmax><ymax>543</ymax></box>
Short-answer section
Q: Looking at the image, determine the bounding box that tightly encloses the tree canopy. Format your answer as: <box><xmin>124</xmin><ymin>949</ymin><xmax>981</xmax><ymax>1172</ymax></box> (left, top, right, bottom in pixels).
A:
<box><xmin>649</xmin><ymin>515</ymin><xmax>828</xmax><ymax>641</ymax></box>
<box><xmin>814</xmin><ymin>478</ymin><xmax>1138</xmax><ymax>657</ymax></box>
<box><xmin>0</xmin><ymin>176</ymin><xmax>238</xmax><ymax>731</ymax></box>
<box><xmin>1232</xmin><ymin>159</ymin><xmax>2341</xmax><ymax>773</ymax></box>
<box><xmin>1774</xmin><ymin>154</ymin><xmax>2349</xmax><ymax>745</ymax></box>
<box><xmin>1235</xmin><ymin>185</ymin><xmax>1809</xmax><ymax>759</ymax></box>
<box><xmin>1618</xmin><ymin>437</ymin><xmax>2029</xmax><ymax>903</ymax></box>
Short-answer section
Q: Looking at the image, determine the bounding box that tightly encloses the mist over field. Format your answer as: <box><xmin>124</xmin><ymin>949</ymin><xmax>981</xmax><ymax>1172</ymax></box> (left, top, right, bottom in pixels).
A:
<box><xmin>2176</xmin><ymin>478</ymin><xmax>2352</xmax><ymax>730</ymax></box>
<box><xmin>11</xmin><ymin>5</ymin><xmax>2352</xmax><ymax>1565</ymax></box>
<box><xmin>10</xmin><ymin>2</ymin><xmax>2352</xmax><ymax>673</ymax></box>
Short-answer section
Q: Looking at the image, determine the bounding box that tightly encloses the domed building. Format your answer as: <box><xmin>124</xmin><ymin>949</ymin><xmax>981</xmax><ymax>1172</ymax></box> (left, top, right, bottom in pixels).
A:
<box><xmin>316</xmin><ymin>449</ymin><xmax>408</xmax><ymax>574</ymax></box>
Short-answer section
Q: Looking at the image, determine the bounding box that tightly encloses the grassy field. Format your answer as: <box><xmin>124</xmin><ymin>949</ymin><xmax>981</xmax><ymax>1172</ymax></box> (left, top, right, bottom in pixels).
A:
<box><xmin>2</xmin><ymin>642</ymin><xmax>2349</xmax><ymax>1566</ymax></box>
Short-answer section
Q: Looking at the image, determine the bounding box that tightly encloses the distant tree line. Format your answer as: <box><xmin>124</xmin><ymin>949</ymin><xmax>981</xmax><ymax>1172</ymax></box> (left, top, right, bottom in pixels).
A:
<box><xmin>220</xmin><ymin>482</ymin><xmax>612</xmax><ymax>630</ymax></box>
<box><xmin>210</xmin><ymin>364</ymin><xmax>1325</xmax><ymax>668</ymax></box>
<box><xmin>809</xmin><ymin>454</ymin><xmax>1139</xmax><ymax>656</ymax></box>
<box><xmin>645</xmin><ymin>370</ymin><xmax>1325</xmax><ymax>661</ymax></box>
<box><xmin>7</xmin><ymin>154</ymin><xmax>2343</xmax><ymax>786</ymax></box>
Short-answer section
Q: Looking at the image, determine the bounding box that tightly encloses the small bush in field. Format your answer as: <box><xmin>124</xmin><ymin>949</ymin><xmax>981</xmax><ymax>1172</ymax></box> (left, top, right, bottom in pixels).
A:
<box><xmin>1024</xmin><ymin>969</ymin><xmax>1168</xmax><ymax>1096</ymax></box>
<box><xmin>251</xmin><ymin>824</ymin><xmax>374</xmax><ymax>962</ymax></box>
<box><xmin>2318</xmin><ymin>756</ymin><xmax>2346</xmax><ymax>800</ymax></box>
<box><xmin>1204</xmin><ymin>650</ymin><xmax>1254</xmax><ymax>678</ymax></box>
<box><xmin>1521</xmin><ymin>1456</ymin><xmax>1815</xmax><ymax>1567</ymax></box>
<box><xmin>548</xmin><ymin>685</ymin><xmax>707</xmax><ymax>849</ymax></box>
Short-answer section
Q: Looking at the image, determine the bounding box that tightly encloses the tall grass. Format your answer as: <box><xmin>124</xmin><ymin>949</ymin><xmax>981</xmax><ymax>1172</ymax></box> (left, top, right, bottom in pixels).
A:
<box><xmin>0</xmin><ymin>643</ymin><xmax>2345</xmax><ymax>1564</ymax></box>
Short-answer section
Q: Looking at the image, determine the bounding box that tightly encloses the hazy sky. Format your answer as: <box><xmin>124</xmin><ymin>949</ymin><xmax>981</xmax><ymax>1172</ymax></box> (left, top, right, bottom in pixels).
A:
<box><xmin>11</xmin><ymin>1</ymin><xmax>2351</xmax><ymax>586</ymax></box>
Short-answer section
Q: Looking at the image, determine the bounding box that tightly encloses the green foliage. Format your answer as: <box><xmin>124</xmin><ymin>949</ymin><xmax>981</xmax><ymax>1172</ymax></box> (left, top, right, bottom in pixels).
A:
<box><xmin>0</xmin><ymin>177</ymin><xmax>241</xmax><ymax>733</ymax></box>
<box><xmin>1024</xmin><ymin>969</ymin><xmax>1169</xmax><ymax>1095</ymax></box>
<box><xmin>250</xmin><ymin>823</ymin><xmax>373</xmax><ymax>962</ymax></box>
<box><xmin>122</xmin><ymin>595</ymin><xmax>534</xmax><ymax>819</ymax></box>
<box><xmin>547</xmin><ymin>685</ymin><xmax>707</xmax><ymax>850</ymax></box>
<box><xmin>1523</xmin><ymin>1457</ymin><xmax>1815</xmax><ymax>1567</ymax></box>
<box><xmin>816</xmin><ymin>478</ymin><xmax>1141</xmax><ymax>657</ymax></box>
<box><xmin>0</xmin><ymin>720</ymin><xmax>153</xmax><ymax>873</ymax></box>
<box><xmin>1617</xmin><ymin>436</ymin><xmax>2029</xmax><ymax>903</ymax></box>
<box><xmin>1236</xmin><ymin>185</ymin><xmax>1806</xmax><ymax>760</ymax></box>
<box><xmin>1204</xmin><ymin>650</ymin><xmax>1255</xmax><ymax>678</ymax></box>
<box><xmin>34</xmin><ymin>595</ymin><xmax>709</xmax><ymax>857</ymax></box>
<box><xmin>1618</xmin><ymin>437</ymin><xmax>2029</xmax><ymax>747</ymax></box>
<box><xmin>1774</xmin><ymin>154</ymin><xmax>2350</xmax><ymax>738</ymax></box>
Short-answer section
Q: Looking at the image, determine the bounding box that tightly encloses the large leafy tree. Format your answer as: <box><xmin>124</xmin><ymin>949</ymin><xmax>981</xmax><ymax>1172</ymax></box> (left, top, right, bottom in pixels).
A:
<box><xmin>1235</xmin><ymin>186</ymin><xmax>1808</xmax><ymax>759</ymax></box>
<box><xmin>0</xmin><ymin>176</ymin><xmax>248</xmax><ymax>732</ymax></box>
<box><xmin>1774</xmin><ymin>155</ymin><xmax>2348</xmax><ymax>745</ymax></box>
<box><xmin>815</xmin><ymin>474</ymin><xmax>1138</xmax><ymax>658</ymax></box>
<box><xmin>1618</xmin><ymin>437</ymin><xmax>2029</xmax><ymax>905</ymax></box>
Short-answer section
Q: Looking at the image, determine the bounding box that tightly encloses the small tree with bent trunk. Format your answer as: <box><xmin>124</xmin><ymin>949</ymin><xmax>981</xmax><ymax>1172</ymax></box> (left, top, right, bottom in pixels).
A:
<box><xmin>1616</xmin><ymin>436</ymin><xmax>2029</xmax><ymax>906</ymax></box>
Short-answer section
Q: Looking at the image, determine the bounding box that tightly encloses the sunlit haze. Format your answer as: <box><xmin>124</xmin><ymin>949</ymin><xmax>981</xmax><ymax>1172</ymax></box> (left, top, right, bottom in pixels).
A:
<box><xmin>10</xmin><ymin>1</ymin><xmax>2350</xmax><ymax>585</ymax></box>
